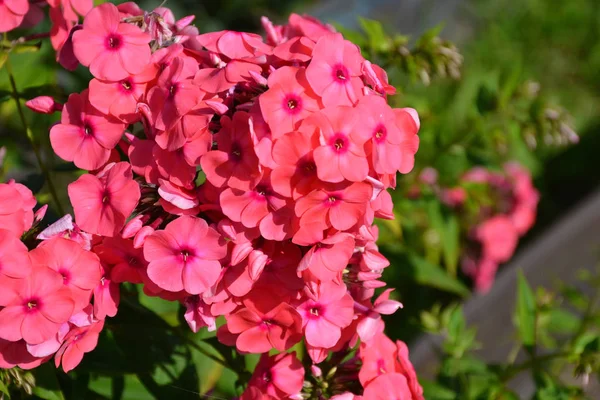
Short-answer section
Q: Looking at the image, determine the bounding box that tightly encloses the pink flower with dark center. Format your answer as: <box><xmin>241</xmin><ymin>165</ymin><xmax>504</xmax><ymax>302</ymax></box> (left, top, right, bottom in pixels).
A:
<box><xmin>271</xmin><ymin>129</ymin><xmax>321</xmax><ymax>199</ymax></box>
<box><xmin>147</xmin><ymin>57</ymin><xmax>203</xmax><ymax>131</ymax></box>
<box><xmin>0</xmin><ymin>0</ymin><xmax>29</xmax><ymax>33</ymax></box>
<box><xmin>30</xmin><ymin>237</ymin><xmax>101</xmax><ymax>313</ymax></box>
<box><xmin>68</xmin><ymin>162</ymin><xmax>141</xmax><ymax>237</ymax></box>
<box><xmin>88</xmin><ymin>64</ymin><xmax>157</xmax><ymax>123</ymax></box>
<box><xmin>72</xmin><ymin>3</ymin><xmax>151</xmax><ymax>81</ymax></box>
<box><xmin>305</xmin><ymin>32</ymin><xmax>364</xmax><ymax>107</ymax></box>
<box><xmin>94</xmin><ymin>237</ymin><xmax>149</xmax><ymax>285</ymax></box>
<box><xmin>0</xmin><ymin>266</ymin><xmax>74</xmax><ymax>345</ymax></box>
<box><xmin>50</xmin><ymin>90</ymin><xmax>126</xmax><ymax>171</ymax></box>
<box><xmin>295</xmin><ymin>181</ymin><xmax>372</xmax><ymax>232</ymax></box>
<box><xmin>144</xmin><ymin>216</ymin><xmax>227</xmax><ymax>294</ymax></box>
<box><xmin>227</xmin><ymin>297</ymin><xmax>302</xmax><ymax>353</ymax></box>
<box><xmin>311</xmin><ymin>106</ymin><xmax>370</xmax><ymax>183</ymax></box>
<box><xmin>55</xmin><ymin>319</ymin><xmax>104</xmax><ymax>372</ymax></box>
<box><xmin>242</xmin><ymin>352</ymin><xmax>305</xmax><ymax>399</ymax></box>
<box><xmin>359</xmin><ymin>332</ymin><xmax>398</xmax><ymax>386</ymax></box>
<box><xmin>201</xmin><ymin>111</ymin><xmax>262</xmax><ymax>191</ymax></box>
<box><xmin>357</xmin><ymin>95</ymin><xmax>420</xmax><ymax>174</ymax></box>
<box><xmin>298</xmin><ymin>281</ymin><xmax>354</xmax><ymax>349</ymax></box>
<box><xmin>259</xmin><ymin>66</ymin><xmax>320</xmax><ymax>138</ymax></box>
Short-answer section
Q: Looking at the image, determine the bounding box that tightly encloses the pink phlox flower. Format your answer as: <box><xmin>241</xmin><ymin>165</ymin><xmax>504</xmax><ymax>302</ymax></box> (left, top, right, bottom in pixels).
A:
<box><xmin>311</xmin><ymin>106</ymin><xmax>370</xmax><ymax>183</ymax></box>
<box><xmin>298</xmin><ymin>281</ymin><xmax>354</xmax><ymax>349</ymax></box>
<box><xmin>50</xmin><ymin>90</ymin><xmax>126</xmax><ymax>171</ymax></box>
<box><xmin>0</xmin><ymin>0</ymin><xmax>29</xmax><ymax>33</ymax></box>
<box><xmin>144</xmin><ymin>216</ymin><xmax>227</xmax><ymax>294</ymax></box>
<box><xmin>73</xmin><ymin>3</ymin><xmax>151</xmax><ymax>81</ymax></box>
<box><xmin>0</xmin><ymin>266</ymin><xmax>75</xmax><ymax>345</ymax></box>
<box><xmin>298</xmin><ymin>233</ymin><xmax>355</xmax><ymax>283</ymax></box>
<box><xmin>306</xmin><ymin>33</ymin><xmax>364</xmax><ymax>107</ymax></box>
<box><xmin>0</xmin><ymin>181</ymin><xmax>36</xmax><ymax>237</ymax></box>
<box><xmin>68</xmin><ymin>162</ymin><xmax>141</xmax><ymax>237</ymax></box>
<box><xmin>55</xmin><ymin>319</ymin><xmax>104</xmax><ymax>372</ymax></box>
<box><xmin>295</xmin><ymin>181</ymin><xmax>373</xmax><ymax>233</ymax></box>
<box><xmin>242</xmin><ymin>352</ymin><xmax>305</xmax><ymax>399</ymax></box>
<box><xmin>259</xmin><ymin>66</ymin><xmax>321</xmax><ymax>138</ymax></box>
<box><xmin>201</xmin><ymin>111</ymin><xmax>262</xmax><ymax>191</ymax></box>
<box><xmin>30</xmin><ymin>237</ymin><xmax>102</xmax><ymax>313</ymax></box>
<box><xmin>183</xmin><ymin>295</ymin><xmax>216</xmax><ymax>333</ymax></box>
<box><xmin>227</xmin><ymin>295</ymin><xmax>302</xmax><ymax>353</ymax></box>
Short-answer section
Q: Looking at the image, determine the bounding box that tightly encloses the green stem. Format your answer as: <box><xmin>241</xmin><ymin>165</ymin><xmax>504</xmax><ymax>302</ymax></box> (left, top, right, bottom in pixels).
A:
<box><xmin>3</xmin><ymin>52</ymin><xmax>64</xmax><ymax>215</ymax></box>
<box><xmin>501</xmin><ymin>351</ymin><xmax>569</xmax><ymax>382</ymax></box>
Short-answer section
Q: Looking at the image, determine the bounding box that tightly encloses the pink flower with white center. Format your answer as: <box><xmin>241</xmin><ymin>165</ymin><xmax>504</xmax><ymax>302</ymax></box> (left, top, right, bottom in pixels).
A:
<box><xmin>30</xmin><ymin>237</ymin><xmax>102</xmax><ymax>313</ymax></box>
<box><xmin>298</xmin><ymin>281</ymin><xmax>354</xmax><ymax>349</ymax></box>
<box><xmin>312</xmin><ymin>106</ymin><xmax>370</xmax><ymax>183</ymax></box>
<box><xmin>259</xmin><ymin>66</ymin><xmax>321</xmax><ymax>138</ymax></box>
<box><xmin>143</xmin><ymin>216</ymin><xmax>227</xmax><ymax>294</ymax></box>
<box><xmin>306</xmin><ymin>32</ymin><xmax>364</xmax><ymax>107</ymax></box>
<box><xmin>0</xmin><ymin>266</ymin><xmax>74</xmax><ymax>345</ymax></box>
<box><xmin>295</xmin><ymin>181</ymin><xmax>373</xmax><ymax>232</ymax></box>
<box><xmin>72</xmin><ymin>3</ymin><xmax>151</xmax><ymax>81</ymax></box>
<box><xmin>50</xmin><ymin>90</ymin><xmax>126</xmax><ymax>171</ymax></box>
<box><xmin>68</xmin><ymin>162</ymin><xmax>141</xmax><ymax>237</ymax></box>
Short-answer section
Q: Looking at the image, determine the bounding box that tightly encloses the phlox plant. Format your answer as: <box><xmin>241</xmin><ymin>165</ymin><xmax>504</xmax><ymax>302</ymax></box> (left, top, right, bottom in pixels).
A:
<box><xmin>0</xmin><ymin>1</ymin><xmax>425</xmax><ymax>398</ymax></box>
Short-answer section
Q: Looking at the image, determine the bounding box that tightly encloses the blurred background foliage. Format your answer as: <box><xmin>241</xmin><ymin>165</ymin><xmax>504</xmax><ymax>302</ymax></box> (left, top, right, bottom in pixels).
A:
<box><xmin>1</xmin><ymin>0</ymin><xmax>599</xmax><ymax>398</ymax></box>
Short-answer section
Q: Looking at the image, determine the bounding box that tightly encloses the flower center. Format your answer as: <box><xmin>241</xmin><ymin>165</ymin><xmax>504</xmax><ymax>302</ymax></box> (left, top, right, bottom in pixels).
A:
<box><xmin>329</xmin><ymin>133</ymin><xmax>349</xmax><ymax>154</ymax></box>
<box><xmin>169</xmin><ymin>84</ymin><xmax>178</xmax><ymax>97</ymax></box>
<box><xmin>332</xmin><ymin>64</ymin><xmax>349</xmax><ymax>83</ymax></box>
<box><xmin>373</xmin><ymin>124</ymin><xmax>387</xmax><ymax>143</ymax></box>
<box><xmin>181</xmin><ymin>250</ymin><xmax>190</xmax><ymax>261</ymax></box>
<box><xmin>309</xmin><ymin>307</ymin><xmax>320</xmax><ymax>316</ymax></box>
<box><xmin>102</xmin><ymin>191</ymin><xmax>110</xmax><ymax>204</ymax></box>
<box><xmin>282</xmin><ymin>94</ymin><xmax>303</xmax><ymax>115</ymax></box>
<box><xmin>121</xmin><ymin>80</ymin><xmax>132</xmax><ymax>91</ymax></box>
<box><xmin>230</xmin><ymin>144</ymin><xmax>242</xmax><ymax>161</ymax></box>
<box><xmin>106</xmin><ymin>35</ymin><xmax>122</xmax><ymax>50</ymax></box>
<box><xmin>84</xmin><ymin>124</ymin><xmax>93</xmax><ymax>136</ymax></box>
<box><xmin>27</xmin><ymin>301</ymin><xmax>37</xmax><ymax>309</ymax></box>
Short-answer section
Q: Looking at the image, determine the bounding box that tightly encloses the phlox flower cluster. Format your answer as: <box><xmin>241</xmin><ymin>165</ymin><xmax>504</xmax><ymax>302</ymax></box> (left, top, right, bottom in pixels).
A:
<box><xmin>2</xmin><ymin>2</ymin><xmax>424</xmax><ymax>398</ymax></box>
<box><xmin>456</xmin><ymin>163</ymin><xmax>539</xmax><ymax>292</ymax></box>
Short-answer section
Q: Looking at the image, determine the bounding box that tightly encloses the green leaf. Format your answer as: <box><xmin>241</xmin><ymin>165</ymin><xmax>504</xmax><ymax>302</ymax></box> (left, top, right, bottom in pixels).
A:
<box><xmin>421</xmin><ymin>380</ymin><xmax>456</xmax><ymax>400</ymax></box>
<box><xmin>0</xmin><ymin>52</ymin><xmax>8</xmax><ymax>69</ymax></box>
<box><xmin>442</xmin><ymin>215</ymin><xmax>460</xmax><ymax>277</ymax></box>
<box><xmin>516</xmin><ymin>271</ymin><xmax>536</xmax><ymax>349</ymax></box>
<box><xmin>31</xmin><ymin>363</ymin><xmax>65</xmax><ymax>400</ymax></box>
<box><xmin>0</xmin><ymin>378</ymin><xmax>9</xmax><ymax>397</ymax></box>
<box><xmin>11</xmin><ymin>42</ymin><xmax>42</xmax><ymax>54</ymax></box>
<box><xmin>358</xmin><ymin>18</ymin><xmax>390</xmax><ymax>52</ymax></box>
<box><xmin>0</xmin><ymin>89</ymin><xmax>11</xmax><ymax>103</ymax></box>
<box><xmin>409</xmin><ymin>255</ymin><xmax>470</xmax><ymax>297</ymax></box>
